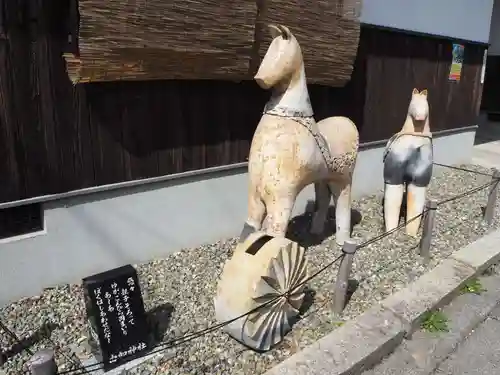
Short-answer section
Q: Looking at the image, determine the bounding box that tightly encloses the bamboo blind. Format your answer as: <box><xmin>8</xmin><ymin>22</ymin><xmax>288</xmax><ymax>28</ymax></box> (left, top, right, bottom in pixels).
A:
<box><xmin>63</xmin><ymin>0</ymin><xmax>361</xmax><ymax>87</ymax></box>
<box><xmin>256</xmin><ymin>0</ymin><xmax>362</xmax><ymax>86</ymax></box>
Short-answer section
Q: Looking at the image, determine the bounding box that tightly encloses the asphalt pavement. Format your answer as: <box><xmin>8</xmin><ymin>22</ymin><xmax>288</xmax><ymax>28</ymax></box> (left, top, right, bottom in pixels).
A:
<box><xmin>432</xmin><ymin>305</ymin><xmax>500</xmax><ymax>374</ymax></box>
<box><xmin>472</xmin><ymin>114</ymin><xmax>500</xmax><ymax>169</ymax></box>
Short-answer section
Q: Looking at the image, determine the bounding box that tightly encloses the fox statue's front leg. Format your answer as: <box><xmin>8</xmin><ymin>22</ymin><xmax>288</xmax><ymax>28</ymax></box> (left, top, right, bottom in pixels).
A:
<box><xmin>310</xmin><ymin>182</ymin><xmax>331</xmax><ymax>235</ymax></box>
<box><xmin>332</xmin><ymin>179</ymin><xmax>352</xmax><ymax>246</ymax></box>
<box><xmin>405</xmin><ymin>184</ymin><xmax>426</xmax><ymax>237</ymax></box>
<box><xmin>311</xmin><ymin>178</ymin><xmax>353</xmax><ymax>245</ymax></box>
<box><xmin>384</xmin><ymin>183</ymin><xmax>405</xmax><ymax>232</ymax></box>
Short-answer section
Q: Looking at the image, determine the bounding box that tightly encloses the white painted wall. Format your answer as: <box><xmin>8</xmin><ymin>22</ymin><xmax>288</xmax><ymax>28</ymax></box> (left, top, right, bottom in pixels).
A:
<box><xmin>361</xmin><ymin>0</ymin><xmax>494</xmax><ymax>44</ymax></box>
<box><xmin>0</xmin><ymin>129</ymin><xmax>476</xmax><ymax>306</ymax></box>
<box><xmin>489</xmin><ymin>0</ymin><xmax>500</xmax><ymax>55</ymax></box>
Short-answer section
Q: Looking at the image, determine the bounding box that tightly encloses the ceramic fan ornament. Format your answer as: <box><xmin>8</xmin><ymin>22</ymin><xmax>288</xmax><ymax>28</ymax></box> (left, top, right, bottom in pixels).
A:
<box><xmin>214</xmin><ymin>232</ymin><xmax>308</xmax><ymax>351</ymax></box>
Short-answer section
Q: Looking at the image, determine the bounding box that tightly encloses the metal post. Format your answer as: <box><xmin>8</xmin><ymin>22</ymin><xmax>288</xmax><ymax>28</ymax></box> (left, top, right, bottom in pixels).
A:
<box><xmin>484</xmin><ymin>168</ymin><xmax>500</xmax><ymax>225</ymax></box>
<box><xmin>419</xmin><ymin>199</ymin><xmax>437</xmax><ymax>264</ymax></box>
<box><xmin>27</xmin><ymin>349</ymin><xmax>58</xmax><ymax>375</ymax></box>
<box><xmin>333</xmin><ymin>239</ymin><xmax>357</xmax><ymax>314</ymax></box>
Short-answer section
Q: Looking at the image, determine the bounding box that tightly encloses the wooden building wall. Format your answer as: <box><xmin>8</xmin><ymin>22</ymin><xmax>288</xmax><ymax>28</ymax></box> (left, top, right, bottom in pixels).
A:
<box><xmin>481</xmin><ymin>55</ymin><xmax>500</xmax><ymax>113</ymax></box>
<box><xmin>0</xmin><ymin>5</ymin><xmax>486</xmax><ymax>204</ymax></box>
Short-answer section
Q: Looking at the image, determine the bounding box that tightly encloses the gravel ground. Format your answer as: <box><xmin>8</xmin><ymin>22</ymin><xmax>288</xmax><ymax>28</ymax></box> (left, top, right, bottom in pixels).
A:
<box><xmin>1</xmin><ymin>164</ymin><xmax>500</xmax><ymax>375</ymax></box>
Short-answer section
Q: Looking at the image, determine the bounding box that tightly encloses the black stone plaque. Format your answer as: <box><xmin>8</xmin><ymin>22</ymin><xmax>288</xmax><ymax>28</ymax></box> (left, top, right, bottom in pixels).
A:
<box><xmin>82</xmin><ymin>265</ymin><xmax>150</xmax><ymax>371</ymax></box>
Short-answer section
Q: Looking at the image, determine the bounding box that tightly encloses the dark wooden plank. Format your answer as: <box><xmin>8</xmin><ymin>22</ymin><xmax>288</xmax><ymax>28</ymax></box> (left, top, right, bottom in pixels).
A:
<box><xmin>156</xmin><ymin>80</ymin><xmax>185</xmax><ymax>176</ymax></box>
<box><xmin>482</xmin><ymin>56</ymin><xmax>500</xmax><ymax>113</ymax></box>
<box><xmin>229</xmin><ymin>80</ymin><xmax>264</xmax><ymax>163</ymax></box>
<box><xmin>362</xmin><ymin>28</ymin><xmax>386</xmax><ymax>142</ymax></box>
<box><xmin>70</xmin><ymin>84</ymin><xmax>97</xmax><ymax>188</ymax></box>
<box><xmin>180</xmin><ymin>80</ymin><xmax>208</xmax><ymax>171</ymax></box>
<box><xmin>430</xmin><ymin>41</ymin><xmax>446</xmax><ymax>131</ymax></box>
<box><xmin>464</xmin><ymin>44</ymin><xmax>485</xmax><ymax>122</ymax></box>
<box><xmin>0</xmin><ymin>38</ymin><xmax>21</xmax><ymax>202</ymax></box>
<box><xmin>8</xmin><ymin>29</ymin><xmax>52</xmax><ymax>199</ymax></box>
<box><xmin>49</xmin><ymin>34</ymin><xmax>97</xmax><ymax>190</ymax></box>
<box><xmin>0</xmin><ymin>0</ymin><xmax>6</xmax><ymax>39</ymax></box>
<box><xmin>32</xmin><ymin>32</ymin><xmax>66</xmax><ymax>194</ymax></box>
<box><xmin>226</xmin><ymin>82</ymin><xmax>246</xmax><ymax>164</ymax></box>
<box><xmin>443</xmin><ymin>42</ymin><xmax>462</xmax><ymax>131</ymax></box>
<box><xmin>64</xmin><ymin>0</ymin><xmax>79</xmax><ymax>54</ymax></box>
<box><xmin>39</xmin><ymin>0</ymin><xmax>97</xmax><ymax>190</ymax></box>
<box><xmin>206</xmin><ymin>81</ymin><xmax>232</xmax><ymax>167</ymax></box>
<box><xmin>3</xmin><ymin>0</ymin><xmax>27</xmax><ymax>33</ymax></box>
<box><xmin>86</xmin><ymin>82</ymin><xmax>126</xmax><ymax>185</ymax></box>
<box><xmin>121</xmin><ymin>81</ymin><xmax>160</xmax><ymax>180</ymax></box>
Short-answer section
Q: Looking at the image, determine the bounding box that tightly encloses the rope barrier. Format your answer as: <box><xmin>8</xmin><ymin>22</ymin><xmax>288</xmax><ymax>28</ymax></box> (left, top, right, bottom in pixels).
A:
<box><xmin>356</xmin><ymin>243</ymin><xmax>420</xmax><ymax>286</ymax></box>
<box><xmin>0</xmin><ymin>321</ymin><xmax>33</xmax><ymax>357</ymax></box>
<box><xmin>433</xmin><ymin>162</ymin><xmax>500</xmax><ymax>179</ymax></box>
<box><xmin>45</xmin><ymin>335</ymin><xmax>84</xmax><ymax>374</ymax></box>
<box><xmin>356</xmin><ymin>210</ymin><xmax>428</xmax><ymax>250</ymax></box>
<box><xmin>58</xmin><ymin>255</ymin><xmax>349</xmax><ymax>375</ymax></box>
<box><xmin>51</xmin><ymin>214</ymin><xmax>450</xmax><ymax>374</ymax></box>
<box><xmin>437</xmin><ymin>179</ymin><xmax>497</xmax><ymax>206</ymax></box>
<box><xmin>60</xmin><ymin>213</ymin><xmax>433</xmax><ymax>375</ymax></box>
<box><xmin>61</xmin><ymin>216</ymin><xmax>436</xmax><ymax>375</ymax></box>
<box><xmin>3</xmin><ymin>161</ymin><xmax>499</xmax><ymax>375</ymax></box>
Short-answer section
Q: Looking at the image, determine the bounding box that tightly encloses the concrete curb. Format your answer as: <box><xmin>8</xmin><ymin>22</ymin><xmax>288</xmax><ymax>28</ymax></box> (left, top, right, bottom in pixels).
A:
<box><xmin>262</xmin><ymin>228</ymin><xmax>500</xmax><ymax>375</ymax></box>
<box><xmin>362</xmin><ymin>273</ymin><xmax>500</xmax><ymax>374</ymax></box>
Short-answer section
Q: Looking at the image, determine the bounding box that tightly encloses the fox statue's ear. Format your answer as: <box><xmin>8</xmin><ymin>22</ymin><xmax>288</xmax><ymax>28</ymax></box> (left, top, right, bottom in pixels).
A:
<box><xmin>268</xmin><ymin>24</ymin><xmax>282</xmax><ymax>39</ymax></box>
<box><xmin>277</xmin><ymin>25</ymin><xmax>292</xmax><ymax>40</ymax></box>
<box><xmin>412</xmin><ymin>88</ymin><xmax>419</xmax><ymax>95</ymax></box>
<box><xmin>420</xmin><ymin>89</ymin><xmax>428</xmax><ymax>97</ymax></box>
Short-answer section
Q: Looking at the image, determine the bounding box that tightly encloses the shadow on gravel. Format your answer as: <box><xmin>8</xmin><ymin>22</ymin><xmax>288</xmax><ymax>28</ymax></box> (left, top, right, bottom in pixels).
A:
<box><xmin>345</xmin><ymin>279</ymin><xmax>360</xmax><ymax>306</ymax></box>
<box><xmin>287</xmin><ymin>205</ymin><xmax>363</xmax><ymax>248</ymax></box>
<box><xmin>147</xmin><ymin>302</ymin><xmax>175</xmax><ymax>345</ymax></box>
<box><xmin>0</xmin><ymin>320</ymin><xmax>59</xmax><ymax>365</ymax></box>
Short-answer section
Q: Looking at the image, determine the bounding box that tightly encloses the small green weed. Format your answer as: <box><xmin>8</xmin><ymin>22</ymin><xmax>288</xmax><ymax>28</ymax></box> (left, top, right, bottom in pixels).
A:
<box><xmin>460</xmin><ymin>278</ymin><xmax>487</xmax><ymax>295</ymax></box>
<box><xmin>420</xmin><ymin>310</ymin><xmax>449</xmax><ymax>333</ymax></box>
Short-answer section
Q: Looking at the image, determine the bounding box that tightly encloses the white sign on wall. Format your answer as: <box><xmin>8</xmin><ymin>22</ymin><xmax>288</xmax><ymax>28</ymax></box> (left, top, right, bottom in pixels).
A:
<box><xmin>481</xmin><ymin>49</ymin><xmax>488</xmax><ymax>84</ymax></box>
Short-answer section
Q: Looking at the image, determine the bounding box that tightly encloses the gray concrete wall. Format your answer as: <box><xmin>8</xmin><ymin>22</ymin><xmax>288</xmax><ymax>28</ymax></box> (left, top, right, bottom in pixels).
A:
<box><xmin>0</xmin><ymin>129</ymin><xmax>476</xmax><ymax>306</ymax></box>
<box><xmin>360</xmin><ymin>0</ymin><xmax>494</xmax><ymax>44</ymax></box>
